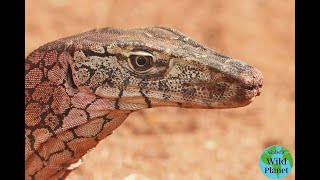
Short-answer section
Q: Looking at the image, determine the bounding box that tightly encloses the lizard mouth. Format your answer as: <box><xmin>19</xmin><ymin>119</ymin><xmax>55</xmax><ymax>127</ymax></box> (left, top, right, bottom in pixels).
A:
<box><xmin>245</xmin><ymin>85</ymin><xmax>262</xmax><ymax>104</ymax></box>
<box><xmin>243</xmin><ymin>83</ymin><xmax>263</xmax><ymax>98</ymax></box>
<box><xmin>237</xmin><ymin>71</ymin><xmax>263</xmax><ymax>106</ymax></box>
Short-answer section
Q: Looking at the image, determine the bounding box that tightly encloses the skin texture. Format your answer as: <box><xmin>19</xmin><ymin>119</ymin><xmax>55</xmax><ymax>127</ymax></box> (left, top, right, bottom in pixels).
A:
<box><xmin>25</xmin><ymin>27</ymin><xmax>263</xmax><ymax>180</ymax></box>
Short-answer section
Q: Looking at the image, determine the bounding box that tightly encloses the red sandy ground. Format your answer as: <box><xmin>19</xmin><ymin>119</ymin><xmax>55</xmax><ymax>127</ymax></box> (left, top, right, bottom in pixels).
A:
<box><xmin>26</xmin><ymin>0</ymin><xmax>294</xmax><ymax>179</ymax></box>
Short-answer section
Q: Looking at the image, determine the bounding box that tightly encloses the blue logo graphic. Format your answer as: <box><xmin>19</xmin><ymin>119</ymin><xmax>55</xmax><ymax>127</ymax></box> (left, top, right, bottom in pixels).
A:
<box><xmin>259</xmin><ymin>145</ymin><xmax>293</xmax><ymax>179</ymax></box>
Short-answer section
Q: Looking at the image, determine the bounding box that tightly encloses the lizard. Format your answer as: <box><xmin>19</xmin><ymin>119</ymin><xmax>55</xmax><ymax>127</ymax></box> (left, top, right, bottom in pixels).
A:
<box><xmin>25</xmin><ymin>27</ymin><xmax>263</xmax><ymax>180</ymax></box>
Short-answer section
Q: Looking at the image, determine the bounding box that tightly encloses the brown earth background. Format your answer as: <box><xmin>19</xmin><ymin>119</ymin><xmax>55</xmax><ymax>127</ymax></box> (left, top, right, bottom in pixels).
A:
<box><xmin>26</xmin><ymin>0</ymin><xmax>295</xmax><ymax>179</ymax></box>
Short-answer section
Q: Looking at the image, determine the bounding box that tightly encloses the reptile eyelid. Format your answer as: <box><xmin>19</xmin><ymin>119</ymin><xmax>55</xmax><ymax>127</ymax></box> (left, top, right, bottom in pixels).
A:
<box><xmin>128</xmin><ymin>51</ymin><xmax>155</xmax><ymax>61</ymax></box>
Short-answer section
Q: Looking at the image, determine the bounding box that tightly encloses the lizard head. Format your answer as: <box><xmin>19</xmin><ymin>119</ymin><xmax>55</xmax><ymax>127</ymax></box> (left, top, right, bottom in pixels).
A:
<box><xmin>25</xmin><ymin>26</ymin><xmax>263</xmax><ymax>179</ymax></box>
<box><xmin>68</xmin><ymin>27</ymin><xmax>263</xmax><ymax>110</ymax></box>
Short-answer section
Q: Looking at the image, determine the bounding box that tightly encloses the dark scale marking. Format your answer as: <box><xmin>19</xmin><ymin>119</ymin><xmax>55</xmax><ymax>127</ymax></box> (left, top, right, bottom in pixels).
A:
<box><xmin>140</xmin><ymin>89</ymin><xmax>152</xmax><ymax>108</ymax></box>
<box><xmin>69</xmin><ymin>128</ymin><xmax>79</xmax><ymax>140</ymax></box>
<box><xmin>68</xmin><ymin>117</ymin><xmax>112</xmax><ymax>139</ymax></box>
<box><xmin>84</xmin><ymin>111</ymin><xmax>91</xmax><ymax>122</ymax></box>
<box><xmin>99</xmin><ymin>76</ymin><xmax>114</xmax><ymax>89</ymax></box>
<box><xmin>27</xmin><ymin>133</ymin><xmax>36</xmax><ymax>151</ymax></box>
<box><xmin>43</xmin><ymin>137</ymin><xmax>76</xmax><ymax>162</ymax></box>
<box><xmin>114</xmin><ymin>77</ymin><xmax>130</xmax><ymax>109</ymax></box>
<box><xmin>63</xmin><ymin>140</ymin><xmax>75</xmax><ymax>157</ymax></box>
<box><xmin>123</xmin><ymin>77</ymin><xmax>131</xmax><ymax>87</ymax></box>
<box><xmin>138</xmin><ymin>79</ymin><xmax>149</xmax><ymax>88</ymax></box>
<box><xmin>77</xmin><ymin>65</ymin><xmax>96</xmax><ymax>86</ymax></box>
<box><xmin>114</xmin><ymin>88</ymin><xmax>123</xmax><ymax>109</ymax></box>
<box><xmin>45</xmin><ymin>149</ymin><xmax>67</xmax><ymax>162</ymax></box>
<box><xmin>67</xmin><ymin>64</ymin><xmax>78</xmax><ymax>89</ymax></box>
<box><xmin>34</xmin><ymin>149</ymin><xmax>46</xmax><ymax>162</ymax></box>
<box><xmin>82</xmin><ymin>48</ymin><xmax>113</xmax><ymax>58</ymax></box>
<box><xmin>162</xmin><ymin>93</ymin><xmax>171</xmax><ymax>100</ymax></box>
<box><xmin>31</xmin><ymin>166</ymin><xmax>44</xmax><ymax>180</ymax></box>
<box><xmin>158</xmin><ymin>80</ymin><xmax>170</xmax><ymax>91</ymax></box>
<box><xmin>85</xmin><ymin>98</ymin><xmax>99</xmax><ymax>118</ymax></box>
<box><xmin>43</xmin><ymin>63</ymin><xmax>57</xmax><ymax>76</ymax></box>
<box><xmin>40</xmin><ymin>51</ymin><xmax>48</xmax><ymax>65</ymax></box>
<box><xmin>94</xmin><ymin>116</ymin><xmax>114</xmax><ymax>142</ymax></box>
<box><xmin>103</xmin><ymin>70</ymin><xmax>115</xmax><ymax>87</ymax></box>
<box><xmin>66</xmin><ymin>44</ymin><xmax>76</xmax><ymax>57</ymax></box>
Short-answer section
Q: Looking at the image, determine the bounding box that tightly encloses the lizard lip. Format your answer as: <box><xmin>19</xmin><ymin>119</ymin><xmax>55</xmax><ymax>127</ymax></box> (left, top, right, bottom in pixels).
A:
<box><xmin>249</xmin><ymin>65</ymin><xmax>263</xmax><ymax>93</ymax></box>
<box><xmin>235</xmin><ymin>81</ymin><xmax>262</xmax><ymax>107</ymax></box>
<box><xmin>243</xmin><ymin>83</ymin><xmax>262</xmax><ymax>97</ymax></box>
<box><xmin>241</xmin><ymin>68</ymin><xmax>263</xmax><ymax>99</ymax></box>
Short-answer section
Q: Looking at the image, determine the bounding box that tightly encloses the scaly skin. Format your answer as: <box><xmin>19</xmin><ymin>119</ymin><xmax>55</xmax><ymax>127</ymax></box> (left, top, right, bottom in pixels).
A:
<box><xmin>25</xmin><ymin>27</ymin><xmax>263</xmax><ymax>179</ymax></box>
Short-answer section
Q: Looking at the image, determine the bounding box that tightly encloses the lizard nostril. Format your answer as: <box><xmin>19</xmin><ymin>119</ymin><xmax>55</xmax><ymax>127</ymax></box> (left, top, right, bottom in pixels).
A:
<box><xmin>243</xmin><ymin>85</ymin><xmax>255</xmax><ymax>91</ymax></box>
<box><xmin>256</xmin><ymin>90</ymin><xmax>261</xmax><ymax>96</ymax></box>
<box><xmin>244</xmin><ymin>85</ymin><xmax>255</xmax><ymax>91</ymax></box>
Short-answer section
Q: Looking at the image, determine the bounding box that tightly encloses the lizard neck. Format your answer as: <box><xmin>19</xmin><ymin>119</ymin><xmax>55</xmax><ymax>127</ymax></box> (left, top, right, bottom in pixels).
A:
<box><xmin>25</xmin><ymin>49</ymin><xmax>131</xmax><ymax>179</ymax></box>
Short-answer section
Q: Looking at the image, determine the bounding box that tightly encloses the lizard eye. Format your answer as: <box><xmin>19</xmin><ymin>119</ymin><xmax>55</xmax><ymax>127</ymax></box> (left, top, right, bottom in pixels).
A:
<box><xmin>129</xmin><ymin>55</ymin><xmax>153</xmax><ymax>71</ymax></box>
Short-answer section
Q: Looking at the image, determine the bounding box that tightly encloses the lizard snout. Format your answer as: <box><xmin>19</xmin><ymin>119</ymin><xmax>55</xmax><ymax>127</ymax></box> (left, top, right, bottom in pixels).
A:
<box><xmin>241</xmin><ymin>66</ymin><xmax>263</xmax><ymax>98</ymax></box>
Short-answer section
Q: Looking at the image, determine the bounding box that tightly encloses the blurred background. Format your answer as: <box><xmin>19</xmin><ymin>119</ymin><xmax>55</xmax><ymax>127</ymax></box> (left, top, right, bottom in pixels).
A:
<box><xmin>26</xmin><ymin>0</ymin><xmax>294</xmax><ymax>179</ymax></box>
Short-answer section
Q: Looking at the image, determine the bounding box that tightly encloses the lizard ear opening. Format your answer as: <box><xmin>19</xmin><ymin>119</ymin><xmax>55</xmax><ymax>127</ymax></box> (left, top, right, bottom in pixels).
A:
<box><xmin>67</xmin><ymin>64</ymin><xmax>78</xmax><ymax>90</ymax></box>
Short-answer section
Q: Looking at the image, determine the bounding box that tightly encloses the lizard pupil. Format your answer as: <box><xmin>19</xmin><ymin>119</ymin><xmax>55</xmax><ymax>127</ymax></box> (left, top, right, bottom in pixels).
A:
<box><xmin>136</xmin><ymin>56</ymin><xmax>147</xmax><ymax>66</ymax></box>
<box><xmin>130</xmin><ymin>55</ymin><xmax>153</xmax><ymax>71</ymax></box>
